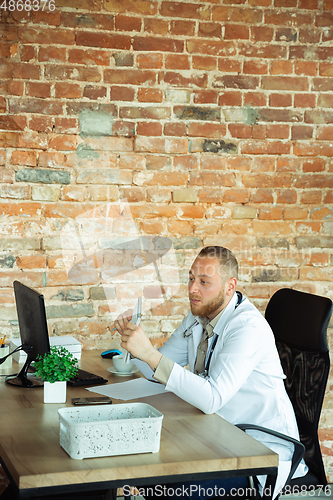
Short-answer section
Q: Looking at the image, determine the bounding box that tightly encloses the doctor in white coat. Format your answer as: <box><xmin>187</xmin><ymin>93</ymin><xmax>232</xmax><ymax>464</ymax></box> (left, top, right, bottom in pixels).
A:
<box><xmin>115</xmin><ymin>246</ymin><xmax>307</xmax><ymax>499</ymax></box>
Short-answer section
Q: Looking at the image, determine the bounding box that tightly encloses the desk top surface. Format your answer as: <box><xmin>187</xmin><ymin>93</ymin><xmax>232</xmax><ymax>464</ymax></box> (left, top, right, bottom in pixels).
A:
<box><xmin>0</xmin><ymin>350</ymin><xmax>278</xmax><ymax>492</ymax></box>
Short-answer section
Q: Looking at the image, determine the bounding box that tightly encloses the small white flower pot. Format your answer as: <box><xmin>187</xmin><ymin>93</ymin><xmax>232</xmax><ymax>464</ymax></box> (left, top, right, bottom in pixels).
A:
<box><xmin>44</xmin><ymin>381</ymin><xmax>67</xmax><ymax>404</ymax></box>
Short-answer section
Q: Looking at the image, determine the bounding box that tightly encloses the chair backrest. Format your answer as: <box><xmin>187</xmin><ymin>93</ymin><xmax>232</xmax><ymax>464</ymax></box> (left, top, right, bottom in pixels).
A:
<box><xmin>265</xmin><ymin>288</ymin><xmax>332</xmax><ymax>486</ymax></box>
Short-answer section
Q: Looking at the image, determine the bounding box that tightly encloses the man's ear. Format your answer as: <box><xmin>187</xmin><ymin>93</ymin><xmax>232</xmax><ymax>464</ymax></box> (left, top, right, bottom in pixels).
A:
<box><xmin>225</xmin><ymin>277</ymin><xmax>237</xmax><ymax>297</ymax></box>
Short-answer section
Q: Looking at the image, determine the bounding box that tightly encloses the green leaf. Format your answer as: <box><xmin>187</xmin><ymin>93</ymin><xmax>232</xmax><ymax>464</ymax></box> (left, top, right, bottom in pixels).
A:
<box><xmin>34</xmin><ymin>346</ymin><xmax>79</xmax><ymax>382</ymax></box>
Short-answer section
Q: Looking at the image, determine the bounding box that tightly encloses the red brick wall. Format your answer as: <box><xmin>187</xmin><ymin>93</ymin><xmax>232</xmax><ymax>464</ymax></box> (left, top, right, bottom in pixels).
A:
<box><xmin>1</xmin><ymin>0</ymin><xmax>333</xmax><ymax>479</ymax></box>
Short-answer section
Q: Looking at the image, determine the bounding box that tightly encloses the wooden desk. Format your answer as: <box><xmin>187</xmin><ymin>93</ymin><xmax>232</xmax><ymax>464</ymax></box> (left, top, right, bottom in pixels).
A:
<box><xmin>0</xmin><ymin>350</ymin><xmax>278</xmax><ymax>499</ymax></box>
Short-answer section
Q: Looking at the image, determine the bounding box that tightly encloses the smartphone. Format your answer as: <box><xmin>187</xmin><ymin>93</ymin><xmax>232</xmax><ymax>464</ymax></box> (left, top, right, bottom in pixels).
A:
<box><xmin>71</xmin><ymin>396</ymin><xmax>112</xmax><ymax>406</ymax></box>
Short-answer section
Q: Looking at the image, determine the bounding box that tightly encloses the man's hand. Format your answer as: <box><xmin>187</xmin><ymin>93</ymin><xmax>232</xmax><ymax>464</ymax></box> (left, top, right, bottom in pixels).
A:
<box><xmin>114</xmin><ymin>309</ymin><xmax>132</xmax><ymax>335</ymax></box>
<box><xmin>114</xmin><ymin>313</ymin><xmax>162</xmax><ymax>371</ymax></box>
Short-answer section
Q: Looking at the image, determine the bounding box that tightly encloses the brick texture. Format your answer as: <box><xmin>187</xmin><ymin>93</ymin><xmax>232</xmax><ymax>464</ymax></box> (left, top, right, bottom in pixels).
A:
<box><xmin>1</xmin><ymin>0</ymin><xmax>333</xmax><ymax>479</ymax></box>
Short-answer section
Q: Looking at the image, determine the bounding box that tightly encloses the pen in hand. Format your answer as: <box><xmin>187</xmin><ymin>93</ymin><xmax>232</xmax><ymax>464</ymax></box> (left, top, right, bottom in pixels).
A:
<box><xmin>110</xmin><ymin>298</ymin><xmax>142</xmax><ymax>362</ymax></box>
<box><xmin>124</xmin><ymin>314</ymin><xmax>141</xmax><ymax>363</ymax></box>
<box><xmin>125</xmin><ymin>297</ymin><xmax>142</xmax><ymax>363</ymax></box>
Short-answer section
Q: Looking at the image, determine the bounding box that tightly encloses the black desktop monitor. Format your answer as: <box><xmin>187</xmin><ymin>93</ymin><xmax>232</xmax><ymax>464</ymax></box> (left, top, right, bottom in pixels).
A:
<box><xmin>6</xmin><ymin>281</ymin><xmax>50</xmax><ymax>388</ymax></box>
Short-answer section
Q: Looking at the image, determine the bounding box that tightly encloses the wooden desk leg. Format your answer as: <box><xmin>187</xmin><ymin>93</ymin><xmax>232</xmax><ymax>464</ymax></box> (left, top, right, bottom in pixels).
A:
<box><xmin>106</xmin><ymin>487</ymin><xmax>132</xmax><ymax>500</ymax></box>
<box><xmin>106</xmin><ymin>488</ymin><xmax>118</xmax><ymax>500</ymax></box>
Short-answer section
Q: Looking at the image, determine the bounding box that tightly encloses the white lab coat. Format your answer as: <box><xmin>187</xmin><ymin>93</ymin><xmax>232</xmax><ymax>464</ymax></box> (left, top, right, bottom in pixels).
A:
<box><xmin>134</xmin><ymin>293</ymin><xmax>307</xmax><ymax>497</ymax></box>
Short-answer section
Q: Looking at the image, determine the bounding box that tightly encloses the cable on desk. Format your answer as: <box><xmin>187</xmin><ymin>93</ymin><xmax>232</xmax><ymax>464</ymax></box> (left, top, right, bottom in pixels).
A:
<box><xmin>0</xmin><ymin>344</ymin><xmax>32</xmax><ymax>376</ymax></box>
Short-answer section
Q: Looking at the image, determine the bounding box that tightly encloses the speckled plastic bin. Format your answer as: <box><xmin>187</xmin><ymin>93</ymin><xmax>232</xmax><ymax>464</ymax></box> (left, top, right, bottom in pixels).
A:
<box><xmin>58</xmin><ymin>403</ymin><xmax>163</xmax><ymax>460</ymax></box>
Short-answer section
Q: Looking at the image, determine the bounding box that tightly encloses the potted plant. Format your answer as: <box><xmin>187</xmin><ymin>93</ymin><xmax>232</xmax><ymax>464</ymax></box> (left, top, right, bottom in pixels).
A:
<box><xmin>34</xmin><ymin>346</ymin><xmax>79</xmax><ymax>403</ymax></box>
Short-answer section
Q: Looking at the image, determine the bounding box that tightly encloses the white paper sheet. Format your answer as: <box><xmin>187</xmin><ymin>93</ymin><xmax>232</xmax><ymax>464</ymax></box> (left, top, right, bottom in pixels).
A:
<box><xmin>86</xmin><ymin>378</ymin><xmax>168</xmax><ymax>401</ymax></box>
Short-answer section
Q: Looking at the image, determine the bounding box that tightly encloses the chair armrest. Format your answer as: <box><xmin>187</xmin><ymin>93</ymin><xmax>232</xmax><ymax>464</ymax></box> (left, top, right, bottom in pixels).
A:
<box><xmin>236</xmin><ymin>423</ymin><xmax>305</xmax><ymax>492</ymax></box>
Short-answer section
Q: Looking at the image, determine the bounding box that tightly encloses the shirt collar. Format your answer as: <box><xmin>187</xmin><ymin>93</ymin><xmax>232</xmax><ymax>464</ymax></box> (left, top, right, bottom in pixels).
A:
<box><xmin>198</xmin><ymin>308</ymin><xmax>225</xmax><ymax>338</ymax></box>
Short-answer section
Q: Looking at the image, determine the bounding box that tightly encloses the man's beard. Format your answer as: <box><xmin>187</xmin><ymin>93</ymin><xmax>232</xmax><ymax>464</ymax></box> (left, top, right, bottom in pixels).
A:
<box><xmin>189</xmin><ymin>288</ymin><xmax>226</xmax><ymax>318</ymax></box>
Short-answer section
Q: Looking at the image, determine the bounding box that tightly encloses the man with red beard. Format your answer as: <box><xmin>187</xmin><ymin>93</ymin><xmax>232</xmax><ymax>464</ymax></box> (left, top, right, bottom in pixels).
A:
<box><xmin>115</xmin><ymin>246</ymin><xmax>307</xmax><ymax>500</ymax></box>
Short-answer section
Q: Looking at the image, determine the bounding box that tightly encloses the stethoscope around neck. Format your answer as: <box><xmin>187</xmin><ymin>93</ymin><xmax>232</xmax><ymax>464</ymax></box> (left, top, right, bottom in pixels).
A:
<box><xmin>183</xmin><ymin>291</ymin><xmax>244</xmax><ymax>378</ymax></box>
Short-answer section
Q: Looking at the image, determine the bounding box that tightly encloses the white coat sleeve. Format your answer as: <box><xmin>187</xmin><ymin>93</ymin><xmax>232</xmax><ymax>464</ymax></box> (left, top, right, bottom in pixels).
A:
<box><xmin>165</xmin><ymin>315</ymin><xmax>272</xmax><ymax>415</ymax></box>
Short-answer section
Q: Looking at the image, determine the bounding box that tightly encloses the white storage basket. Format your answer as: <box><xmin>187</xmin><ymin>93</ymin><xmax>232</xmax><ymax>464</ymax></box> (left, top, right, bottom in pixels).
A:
<box><xmin>58</xmin><ymin>403</ymin><xmax>163</xmax><ymax>460</ymax></box>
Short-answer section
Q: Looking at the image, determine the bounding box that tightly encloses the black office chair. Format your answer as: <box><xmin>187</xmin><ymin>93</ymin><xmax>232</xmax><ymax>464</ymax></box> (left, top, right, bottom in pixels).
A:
<box><xmin>265</xmin><ymin>288</ymin><xmax>332</xmax><ymax>491</ymax></box>
<box><xmin>238</xmin><ymin>288</ymin><xmax>332</xmax><ymax>497</ymax></box>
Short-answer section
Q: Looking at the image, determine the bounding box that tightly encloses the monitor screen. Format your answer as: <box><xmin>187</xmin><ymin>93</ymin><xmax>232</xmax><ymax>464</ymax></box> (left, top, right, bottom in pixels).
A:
<box><xmin>6</xmin><ymin>281</ymin><xmax>50</xmax><ymax>388</ymax></box>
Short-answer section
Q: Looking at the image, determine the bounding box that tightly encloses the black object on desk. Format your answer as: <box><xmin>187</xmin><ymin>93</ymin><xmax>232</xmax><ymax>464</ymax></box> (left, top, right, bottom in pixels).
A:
<box><xmin>101</xmin><ymin>349</ymin><xmax>121</xmax><ymax>359</ymax></box>
<box><xmin>68</xmin><ymin>368</ymin><xmax>108</xmax><ymax>387</ymax></box>
<box><xmin>6</xmin><ymin>281</ymin><xmax>50</xmax><ymax>388</ymax></box>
